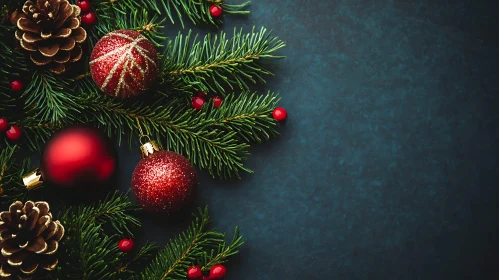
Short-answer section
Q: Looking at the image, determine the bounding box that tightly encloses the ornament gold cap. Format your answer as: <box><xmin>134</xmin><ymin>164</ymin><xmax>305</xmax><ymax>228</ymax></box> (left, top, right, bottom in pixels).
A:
<box><xmin>23</xmin><ymin>168</ymin><xmax>43</xmax><ymax>190</ymax></box>
<box><xmin>140</xmin><ymin>140</ymin><xmax>161</xmax><ymax>158</ymax></box>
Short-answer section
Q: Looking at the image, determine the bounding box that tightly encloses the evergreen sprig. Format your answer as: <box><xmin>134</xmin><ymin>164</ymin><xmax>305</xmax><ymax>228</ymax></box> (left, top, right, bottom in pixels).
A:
<box><xmin>56</xmin><ymin>191</ymin><xmax>147</xmax><ymax>280</ymax></box>
<box><xmin>140</xmin><ymin>207</ymin><xmax>244</xmax><ymax>280</ymax></box>
<box><xmin>95</xmin><ymin>0</ymin><xmax>250</xmax><ymax>28</ymax></box>
<box><xmin>162</xmin><ymin>27</ymin><xmax>286</xmax><ymax>95</ymax></box>
<box><xmin>0</xmin><ymin>146</ymin><xmax>29</xmax><ymax>208</ymax></box>
<box><xmin>23</xmin><ymin>70</ymin><xmax>78</xmax><ymax>124</ymax></box>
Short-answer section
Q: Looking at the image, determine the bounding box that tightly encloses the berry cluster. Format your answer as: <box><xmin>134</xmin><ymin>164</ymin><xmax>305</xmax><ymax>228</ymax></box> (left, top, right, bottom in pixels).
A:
<box><xmin>0</xmin><ymin>117</ymin><xmax>21</xmax><ymax>141</ymax></box>
<box><xmin>78</xmin><ymin>0</ymin><xmax>97</xmax><ymax>25</ymax></box>
<box><xmin>191</xmin><ymin>91</ymin><xmax>223</xmax><ymax>110</ymax></box>
<box><xmin>187</xmin><ymin>264</ymin><xmax>227</xmax><ymax>280</ymax></box>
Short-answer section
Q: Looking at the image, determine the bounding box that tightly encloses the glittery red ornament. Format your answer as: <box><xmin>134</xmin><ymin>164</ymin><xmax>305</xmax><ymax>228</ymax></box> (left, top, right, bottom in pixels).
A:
<box><xmin>39</xmin><ymin>125</ymin><xmax>117</xmax><ymax>189</ymax></box>
<box><xmin>131</xmin><ymin>141</ymin><xmax>198</xmax><ymax>214</ymax></box>
<box><xmin>90</xmin><ymin>30</ymin><xmax>158</xmax><ymax>98</ymax></box>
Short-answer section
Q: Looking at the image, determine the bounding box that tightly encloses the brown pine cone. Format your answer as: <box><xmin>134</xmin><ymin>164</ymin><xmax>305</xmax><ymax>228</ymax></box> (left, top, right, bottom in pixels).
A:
<box><xmin>10</xmin><ymin>0</ymin><xmax>87</xmax><ymax>74</ymax></box>
<box><xmin>0</xmin><ymin>201</ymin><xmax>64</xmax><ymax>278</ymax></box>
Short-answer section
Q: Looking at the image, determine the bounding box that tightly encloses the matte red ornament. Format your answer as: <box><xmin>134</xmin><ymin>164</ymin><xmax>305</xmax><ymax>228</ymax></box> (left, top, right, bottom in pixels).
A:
<box><xmin>10</xmin><ymin>80</ymin><xmax>22</xmax><ymax>91</ymax></box>
<box><xmin>90</xmin><ymin>30</ymin><xmax>158</xmax><ymax>98</ymax></box>
<box><xmin>118</xmin><ymin>238</ymin><xmax>134</xmax><ymax>253</ymax></box>
<box><xmin>209</xmin><ymin>5</ymin><xmax>223</xmax><ymax>17</ymax></box>
<box><xmin>192</xmin><ymin>96</ymin><xmax>205</xmax><ymax>110</ymax></box>
<box><xmin>77</xmin><ymin>0</ymin><xmax>91</xmax><ymax>12</ymax></box>
<box><xmin>40</xmin><ymin>125</ymin><xmax>117</xmax><ymax>189</ymax></box>
<box><xmin>5</xmin><ymin>125</ymin><xmax>21</xmax><ymax>141</ymax></box>
<box><xmin>81</xmin><ymin>12</ymin><xmax>96</xmax><ymax>25</ymax></box>
<box><xmin>0</xmin><ymin>118</ymin><xmax>8</xmax><ymax>132</ymax></box>
<box><xmin>187</xmin><ymin>265</ymin><xmax>203</xmax><ymax>279</ymax></box>
<box><xmin>272</xmin><ymin>107</ymin><xmax>287</xmax><ymax>122</ymax></box>
<box><xmin>131</xmin><ymin>141</ymin><xmax>198</xmax><ymax>214</ymax></box>
<box><xmin>209</xmin><ymin>264</ymin><xmax>227</xmax><ymax>279</ymax></box>
<box><xmin>212</xmin><ymin>96</ymin><xmax>223</xmax><ymax>108</ymax></box>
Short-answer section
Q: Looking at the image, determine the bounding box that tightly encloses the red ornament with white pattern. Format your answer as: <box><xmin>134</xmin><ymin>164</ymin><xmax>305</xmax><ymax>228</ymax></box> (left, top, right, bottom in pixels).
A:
<box><xmin>90</xmin><ymin>30</ymin><xmax>159</xmax><ymax>98</ymax></box>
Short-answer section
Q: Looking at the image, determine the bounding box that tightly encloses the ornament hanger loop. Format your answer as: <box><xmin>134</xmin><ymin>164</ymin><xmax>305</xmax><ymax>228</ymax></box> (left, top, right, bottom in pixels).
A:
<box><xmin>139</xmin><ymin>135</ymin><xmax>151</xmax><ymax>145</ymax></box>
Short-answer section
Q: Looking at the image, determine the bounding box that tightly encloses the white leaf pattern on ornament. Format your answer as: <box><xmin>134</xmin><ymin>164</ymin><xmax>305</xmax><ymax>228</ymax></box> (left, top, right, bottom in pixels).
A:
<box><xmin>89</xmin><ymin>30</ymin><xmax>158</xmax><ymax>98</ymax></box>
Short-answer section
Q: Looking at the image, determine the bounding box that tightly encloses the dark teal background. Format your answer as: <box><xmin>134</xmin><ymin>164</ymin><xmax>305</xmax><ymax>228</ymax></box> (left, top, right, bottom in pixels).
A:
<box><xmin>117</xmin><ymin>1</ymin><xmax>499</xmax><ymax>279</ymax></box>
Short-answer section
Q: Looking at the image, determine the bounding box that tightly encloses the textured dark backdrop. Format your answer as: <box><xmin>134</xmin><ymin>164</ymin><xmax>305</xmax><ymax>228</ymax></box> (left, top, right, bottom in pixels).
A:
<box><xmin>117</xmin><ymin>1</ymin><xmax>499</xmax><ymax>279</ymax></box>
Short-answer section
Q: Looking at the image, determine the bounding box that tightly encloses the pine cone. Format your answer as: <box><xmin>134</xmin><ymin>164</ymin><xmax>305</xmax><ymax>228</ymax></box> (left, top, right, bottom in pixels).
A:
<box><xmin>10</xmin><ymin>0</ymin><xmax>87</xmax><ymax>74</ymax></box>
<box><xmin>0</xmin><ymin>201</ymin><xmax>64</xmax><ymax>278</ymax></box>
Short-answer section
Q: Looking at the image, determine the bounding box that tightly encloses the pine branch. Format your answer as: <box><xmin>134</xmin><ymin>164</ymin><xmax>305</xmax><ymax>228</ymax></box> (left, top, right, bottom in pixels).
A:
<box><xmin>0</xmin><ymin>146</ymin><xmax>29</xmax><ymax>208</ymax></box>
<box><xmin>94</xmin><ymin>0</ymin><xmax>250</xmax><ymax>28</ymax></box>
<box><xmin>140</xmin><ymin>207</ymin><xmax>243</xmax><ymax>280</ymax></box>
<box><xmin>161</xmin><ymin>27</ymin><xmax>285</xmax><ymax>94</ymax></box>
<box><xmin>23</xmin><ymin>70</ymin><xmax>78</xmax><ymax>124</ymax></box>
<box><xmin>57</xmin><ymin>191</ymin><xmax>141</xmax><ymax>280</ymax></box>
<box><xmin>95</xmin><ymin>6</ymin><xmax>168</xmax><ymax>47</ymax></box>
<box><xmin>75</xmin><ymin>90</ymin><xmax>252</xmax><ymax>178</ymax></box>
<box><xmin>200</xmin><ymin>227</ymin><xmax>244</xmax><ymax>271</ymax></box>
<box><xmin>200</xmin><ymin>92</ymin><xmax>280</xmax><ymax>143</ymax></box>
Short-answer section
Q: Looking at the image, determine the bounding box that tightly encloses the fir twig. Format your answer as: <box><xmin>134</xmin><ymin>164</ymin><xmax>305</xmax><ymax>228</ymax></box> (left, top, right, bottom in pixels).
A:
<box><xmin>140</xmin><ymin>207</ymin><xmax>243</xmax><ymax>280</ymax></box>
<box><xmin>95</xmin><ymin>0</ymin><xmax>250</xmax><ymax>28</ymax></box>
<box><xmin>23</xmin><ymin>70</ymin><xmax>78</xmax><ymax>124</ymax></box>
<box><xmin>57</xmin><ymin>191</ymin><xmax>141</xmax><ymax>280</ymax></box>
<box><xmin>161</xmin><ymin>27</ymin><xmax>285</xmax><ymax>94</ymax></box>
<box><xmin>0</xmin><ymin>146</ymin><xmax>29</xmax><ymax>208</ymax></box>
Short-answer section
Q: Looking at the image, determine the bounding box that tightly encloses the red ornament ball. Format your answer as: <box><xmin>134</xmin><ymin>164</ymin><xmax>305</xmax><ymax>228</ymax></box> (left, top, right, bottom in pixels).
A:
<box><xmin>212</xmin><ymin>96</ymin><xmax>223</xmax><ymax>108</ymax></box>
<box><xmin>40</xmin><ymin>125</ymin><xmax>117</xmax><ymax>189</ymax></box>
<box><xmin>0</xmin><ymin>118</ymin><xmax>8</xmax><ymax>132</ymax></box>
<box><xmin>192</xmin><ymin>96</ymin><xmax>205</xmax><ymax>110</ymax></box>
<box><xmin>187</xmin><ymin>265</ymin><xmax>203</xmax><ymax>279</ymax></box>
<box><xmin>6</xmin><ymin>125</ymin><xmax>21</xmax><ymax>141</ymax></box>
<box><xmin>272</xmin><ymin>107</ymin><xmax>287</xmax><ymax>122</ymax></box>
<box><xmin>81</xmin><ymin>12</ymin><xmax>97</xmax><ymax>25</ymax></box>
<box><xmin>209</xmin><ymin>264</ymin><xmax>227</xmax><ymax>279</ymax></box>
<box><xmin>10</xmin><ymin>80</ymin><xmax>22</xmax><ymax>91</ymax></box>
<box><xmin>90</xmin><ymin>30</ymin><xmax>159</xmax><ymax>98</ymax></box>
<box><xmin>118</xmin><ymin>238</ymin><xmax>134</xmax><ymax>253</ymax></box>
<box><xmin>77</xmin><ymin>0</ymin><xmax>91</xmax><ymax>12</ymax></box>
<box><xmin>131</xmin><ymin>150</ymin><xmax>198</xmax><ymax>214</ymax></box>
<box><xmin>209</xmin><ymin>4</ymin><xmax>223</xmax><ymax>17</ymax></box>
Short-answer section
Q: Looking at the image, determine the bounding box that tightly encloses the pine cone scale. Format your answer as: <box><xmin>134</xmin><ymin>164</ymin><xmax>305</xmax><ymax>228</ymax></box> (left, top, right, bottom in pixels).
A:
<box><xmin>11</xmin><ymin>0</ymin><xmax>87</xmax><ymax>73</ymax></box>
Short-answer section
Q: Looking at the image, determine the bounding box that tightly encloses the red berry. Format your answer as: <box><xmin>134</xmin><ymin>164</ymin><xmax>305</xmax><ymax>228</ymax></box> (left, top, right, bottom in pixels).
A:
<box><xmin>77</xmin><ymin>0</ymin><xmax>91</xmax><ymax>12</ymax></box>
<box><xmin>118</xmin><ymin>238</ymin><xmax>134</xmax><ymax>253</ymax></box>
<box><xmin>209</xmin><ymin>5</ymin><xmax>223</xmax><ymax>17</ymax></box>
<box><xmin>197</xmin><ymin>91</ymin><xmax>207</xmax><ymax>99</ymax></box>
<box><xmin>0</xmin><ymin>118</ymin><xmax>8</xmax><ymax>132</ymax></box>
<box><xmin>10</xmin><ymin>80</ymin><xmax>22</xmax><ymax>91</ymax></box>
<box><xmin>6</xmin><ymin>125</ymin><xmax>21</xmax><ymax>141</ymax></box>
<box><xmin>209</xmin><ymin>264</ymin><xmax>226</xmax><ymax>279</ymax></box>
<box><xmin>82</xmin><ymin>12</ymin><xmax>97</xmax><ymax>25</ymax></box>
<box><xmin>272</xmin><ymin>107</ymin><xmax>287</xmax><ymax>122</ymax></box>
<box><xmin>212</xmin><ymin>96</ymin><xmax>223</xmax><ymax>108</ymax></box>
<box><xmin>192</xmin><ymin>96</ymin><xmax>205</xmax><ymax>110</ymax></box>
<box><xmin>187</xmin><ymin>265</ymin><xmax>203</xmax><ymax>279</ymax></box>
